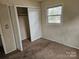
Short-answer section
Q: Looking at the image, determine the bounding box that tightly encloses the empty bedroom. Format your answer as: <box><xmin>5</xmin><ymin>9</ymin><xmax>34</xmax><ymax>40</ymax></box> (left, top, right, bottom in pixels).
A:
<box><xmin>0</xmin><ymin>0</ymin><xmax>79</xmax><ymax>59</ymax></box>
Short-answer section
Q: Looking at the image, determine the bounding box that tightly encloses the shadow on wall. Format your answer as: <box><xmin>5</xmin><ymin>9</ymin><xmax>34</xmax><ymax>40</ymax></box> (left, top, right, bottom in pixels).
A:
<box><xmin>41</xmin><ymin>0</ymin><xmax>79</xmax><ymax>49</ymax></box>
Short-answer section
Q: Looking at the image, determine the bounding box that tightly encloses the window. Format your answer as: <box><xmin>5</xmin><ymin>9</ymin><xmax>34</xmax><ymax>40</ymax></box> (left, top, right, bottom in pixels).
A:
<box><xmin>47</xmin><ymin>5</ymin><xmax>62</xmax><ymax>23</ymax></box>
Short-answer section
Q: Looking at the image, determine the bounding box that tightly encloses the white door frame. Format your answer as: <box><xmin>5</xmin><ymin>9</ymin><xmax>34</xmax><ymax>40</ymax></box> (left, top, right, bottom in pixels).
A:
<box><xmin>14</xmin><ymin>6</ymin><xmax>23</xmax><ymax>51</ymax></box>
<box><xmin>15</xmin><ymin>6</ymin><xmax>30</xmax><ymax>51</ymax></box>
<box><xmin>10</xmin><ymin>5</ymin><xmax>31</xmax><ymax>51</ymax></box>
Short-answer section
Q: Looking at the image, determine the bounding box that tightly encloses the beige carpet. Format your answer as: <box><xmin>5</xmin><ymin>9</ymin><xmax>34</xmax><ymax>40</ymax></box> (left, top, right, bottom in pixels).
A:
<box><xmin>1</xmin><ymin>39</ymin><xmax>79</xmax><ymax>59</ymax></box>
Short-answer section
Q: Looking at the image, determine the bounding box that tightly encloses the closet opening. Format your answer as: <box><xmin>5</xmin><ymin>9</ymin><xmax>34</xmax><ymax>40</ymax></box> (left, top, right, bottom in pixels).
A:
<box><xmin>16</xmin><ymin>7</ymin><xmax>31</xmax><ymax>50</ymax></box>
<box><xmin>0</xmin><ymin>35</ymin><xmax>5</xmax><ymax>57</ymax></box>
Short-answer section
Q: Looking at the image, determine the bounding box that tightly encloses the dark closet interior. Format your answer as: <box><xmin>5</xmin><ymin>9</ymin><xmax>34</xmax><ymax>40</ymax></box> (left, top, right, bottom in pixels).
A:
<box><xmin>0</xmin><ymin>35</ymin><xmax>5</xmax><ymax>56</ymax></box>
<box><xmin>17</xmin><ymin>7</ymin><xmax>31</xmax><ymax>50</ymax></box>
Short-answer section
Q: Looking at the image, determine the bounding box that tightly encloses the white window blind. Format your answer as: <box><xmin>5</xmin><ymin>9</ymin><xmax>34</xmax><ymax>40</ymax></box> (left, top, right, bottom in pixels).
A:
<box><xmin>48</xmin><ymin>6</ymin><xmax>62</xmax><ymax>23</ymax></box>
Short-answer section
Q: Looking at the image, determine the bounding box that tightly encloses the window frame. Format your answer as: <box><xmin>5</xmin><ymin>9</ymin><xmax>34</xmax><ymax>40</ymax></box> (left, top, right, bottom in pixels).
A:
<box><xmin>47</xmin><ymin>4</ymin><xmax>63</xmax><ymax>24</ymax></box>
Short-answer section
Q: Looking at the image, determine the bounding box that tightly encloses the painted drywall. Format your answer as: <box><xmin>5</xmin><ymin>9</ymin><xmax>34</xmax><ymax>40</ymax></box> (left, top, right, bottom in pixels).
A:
<box><xmin>18</xmin><ymin>16</ymin><xmax>28</xmax><ymax>40</ymax></box>
<box><xmin>24</xmin><ymin>15</ymin><xmax>31</xmax><ymax>40</ymax></box>
<box><xmin>0</xmin><ymin>5</ymin><xmax>16</xmax><ymax>54</ymax></box>
<box><xmin>28</xmin><ymin>8</ymin><xmax>42</xmax><ymax>41</ymax></box>
<box><xmin>41</xmin><ymin>0</ymin><xmax>79</xmax><ymax>49</ymax></box>
<box><xmin>0</xmin><ymin>0</ymin><xmax>40</xmax><ymax>7</ymax></box>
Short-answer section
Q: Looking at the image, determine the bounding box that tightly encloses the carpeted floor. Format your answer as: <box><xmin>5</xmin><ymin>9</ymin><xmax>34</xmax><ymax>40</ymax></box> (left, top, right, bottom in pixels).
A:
<box><xmin>22</xmin><ymin>39</ymin><xmax>30</xmax><ymax>50</ymax></box>
<box><xmin>0</xmin><ymin>38</ymin><xmax>79</xmax><ymax>59</ymax></box>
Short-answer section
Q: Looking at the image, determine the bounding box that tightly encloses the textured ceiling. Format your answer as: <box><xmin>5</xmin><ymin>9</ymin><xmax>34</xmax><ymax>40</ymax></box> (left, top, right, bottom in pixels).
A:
<box><xmin>31</xmin><ymin>0</ymin><xmax>45</xmax><ymax>2</ymax></box>
<box><xmin>37</xmin><ymin>0</ymin><xmax>43</xmax><ymax>1</ymax></box>
<box><xmin>34</xmin><ymin>0</ymin><xmax>43</xmax><ymax>1</ymax></box>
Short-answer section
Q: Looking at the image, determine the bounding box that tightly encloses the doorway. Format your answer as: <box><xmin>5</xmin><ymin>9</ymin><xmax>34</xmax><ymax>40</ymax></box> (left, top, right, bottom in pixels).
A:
<box><xmin>0</xmin><ymin>35</ymin><xmax>5</xmax><ymax>56</ymax></box>
<box><xmin>0</xmin><ymin>25</ymin><xmax>5</xmax><ymax>56</ymax></box>
<box><xmin>16</xmin><ymin>7</ymin><xmax>31</xmax><ymax>50</ymax></box>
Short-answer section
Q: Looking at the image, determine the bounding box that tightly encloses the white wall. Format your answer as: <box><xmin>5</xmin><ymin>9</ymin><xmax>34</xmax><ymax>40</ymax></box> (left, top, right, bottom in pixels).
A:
<box><xmin>18</xmin><ymin>16</ymin><xmax>28</xmax><ymax>40</ymax></box>
<box><xmin>0</xmin><ymin>0</ymin><xmax>40</xmax><ymax>7</ymax></box>
<box><xmin>41</xmin><ymin>0</ymin><xmax>79</xmax><ymax>49</ymax></box>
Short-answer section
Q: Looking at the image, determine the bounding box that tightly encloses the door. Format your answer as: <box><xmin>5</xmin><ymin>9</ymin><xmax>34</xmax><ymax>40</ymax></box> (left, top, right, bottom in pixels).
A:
<box><xmin>0</xmin><ymin>5</ymin><xmax>16</xmax><ymax>54</ymax></box>
<box><xmin>28</xmin><ymin>8</ymin><xmax>42</xmax><ymax>41</ymax></box>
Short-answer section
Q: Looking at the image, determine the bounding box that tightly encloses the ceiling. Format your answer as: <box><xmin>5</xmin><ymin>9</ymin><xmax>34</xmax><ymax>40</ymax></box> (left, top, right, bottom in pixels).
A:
<box><xmin>37</xmin><ymin>0</ymin><xmax>43</xmax><ymax>1</ymax></box>
<box><xmin>31</xmin><ymin>0</ymin><xmax>45</xmax><ymax>2</ymax></box>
